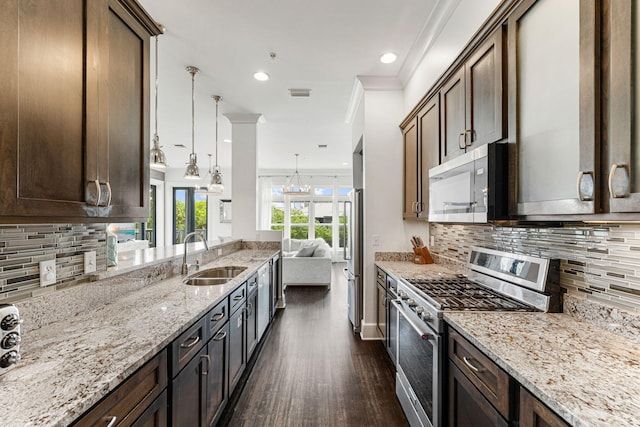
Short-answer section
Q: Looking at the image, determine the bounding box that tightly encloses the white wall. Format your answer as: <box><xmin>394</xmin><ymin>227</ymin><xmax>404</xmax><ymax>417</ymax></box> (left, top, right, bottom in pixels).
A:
<box><xmin>403</xmin><ymin>0</ymin><xmax>501</xmax><ymax>111</ymax></box>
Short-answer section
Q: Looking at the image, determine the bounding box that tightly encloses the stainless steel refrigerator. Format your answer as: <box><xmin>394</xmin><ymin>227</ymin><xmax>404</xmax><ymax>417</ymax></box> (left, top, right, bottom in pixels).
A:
<box><xmin>344</xmin><ymin>189</ymin><xmax>363</xmax><ymax>333</ymax></box>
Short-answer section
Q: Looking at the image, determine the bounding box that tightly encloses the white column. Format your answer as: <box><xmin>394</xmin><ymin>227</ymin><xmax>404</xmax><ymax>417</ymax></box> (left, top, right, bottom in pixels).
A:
<box><xmin>224</xmin><ymin>113</ymin><xmax>263</xmax><ymax>240</ymax></box>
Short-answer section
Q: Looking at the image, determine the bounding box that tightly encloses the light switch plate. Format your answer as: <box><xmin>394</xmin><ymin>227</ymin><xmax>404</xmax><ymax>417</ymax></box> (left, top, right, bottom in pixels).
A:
<box><xmin>372</xmin><ymin>234</ymin><xmax>380</xmax><ymax>246</ymax></box>
<box><xmin>84</xmin><ymin>251</ymin><xmax>97</xmax><ymax>274</ymax></box>
<box><xmin>39</xmin><ymin>260</ymin><xmax>56</xmax><ymax>287</ymax></box>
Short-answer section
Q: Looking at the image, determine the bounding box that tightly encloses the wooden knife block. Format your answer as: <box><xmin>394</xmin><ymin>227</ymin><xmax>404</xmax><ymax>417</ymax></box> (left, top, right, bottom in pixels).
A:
<box><xmin>413</xmin><ymin>246</ymin><xmax>434</xmax><ymax>264</ymax></box>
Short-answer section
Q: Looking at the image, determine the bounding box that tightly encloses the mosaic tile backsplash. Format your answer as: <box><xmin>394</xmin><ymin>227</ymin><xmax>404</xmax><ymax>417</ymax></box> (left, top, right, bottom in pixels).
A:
<box><xmin>429</xmin><ymin>223</ymin><xmax>640</xmax><ymax>313</ymax></box>
<box><xmin>0</xmin><ymin>224</ymin><xmax>106</xmax><ymax>303</ymax></box>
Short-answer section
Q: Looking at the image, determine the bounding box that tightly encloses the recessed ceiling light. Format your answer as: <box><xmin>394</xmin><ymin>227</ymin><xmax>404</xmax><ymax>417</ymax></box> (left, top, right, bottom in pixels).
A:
<box><xmin>223</xmin><ymin>139</ymin><xmax>232</xmax><ymax>143</ymax></box>
<box><xmin>342</xmin><ymin>162</ymin><xmax>349</xmax><ymax>166</ymax></box>
<box><xmin>253</xmin><ymin>71</ymin><xmax>270</xmax><ymax>81</ymax></box>
<box><xmin>380</xmin><ymin>52</ymin><xmax>397</xmax><ymax>64</ymax></box>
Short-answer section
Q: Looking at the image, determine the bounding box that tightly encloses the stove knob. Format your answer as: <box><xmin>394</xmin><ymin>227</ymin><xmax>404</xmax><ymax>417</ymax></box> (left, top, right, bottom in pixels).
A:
<box><xmin>421</xmin><ymin>312</ymin><xmax>433</xmax><ymax>322</ymax></box>
<box><xmin>1</xmin><ymin>313</ymin><xmax>20</xmax><ymax>331</ymax></box>
<box><xmin>407</xmin><ymin>299</ymin><xmax>417</xmax><ymax>307</ymax></box>
<box><xmin>0</xmin><ymin>350</ymin><xmax>19</xmax><ymax>369</ymax></box>
<box><xmin>415</xmin><ymin>307</ymin><xmax>425</xmax><ymax>315</ymax></box>
<box><xmin>1</xmin><ymin>332</ymin><xmax>21</xmax><ymax>349</ymax></box>
<box><xmin>398</xmin><ymin>291</ymin><xmax>408</xmax><ymax>300</ymax></box>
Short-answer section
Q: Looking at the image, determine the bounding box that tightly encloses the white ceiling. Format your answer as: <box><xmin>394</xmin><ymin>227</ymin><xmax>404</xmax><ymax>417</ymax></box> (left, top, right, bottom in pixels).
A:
<box><xmin>139</xmin><ymin>0</ymin><xmax>440</xmax><ymax>172</ymax></box>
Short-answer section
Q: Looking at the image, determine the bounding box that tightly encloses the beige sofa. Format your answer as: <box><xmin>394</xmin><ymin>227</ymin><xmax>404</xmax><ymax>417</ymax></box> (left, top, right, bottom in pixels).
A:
<box><xmin>282</xmin><ymin>238</ymin><xmax>332</xmax><ymax>287</ymax></box>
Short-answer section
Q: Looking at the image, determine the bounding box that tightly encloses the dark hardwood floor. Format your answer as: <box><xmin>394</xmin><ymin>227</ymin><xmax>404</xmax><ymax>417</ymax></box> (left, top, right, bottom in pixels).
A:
<box><xmin>222</xmin><ymin>263</ymin><xmax>408</xmax><ymax>427</ymax></box>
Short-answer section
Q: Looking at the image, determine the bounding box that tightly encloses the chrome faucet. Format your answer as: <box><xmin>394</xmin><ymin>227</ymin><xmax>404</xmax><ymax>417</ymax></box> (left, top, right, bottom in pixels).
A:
<box><xmin>182</xmin><ymin>232</ymin><xmax>209</xmax><ymax>274</ymax></box>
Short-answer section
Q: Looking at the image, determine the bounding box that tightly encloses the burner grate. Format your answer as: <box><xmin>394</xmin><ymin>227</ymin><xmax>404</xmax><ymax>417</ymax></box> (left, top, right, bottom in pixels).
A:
<box><xmin>404</xmin><ymin>277</ymin><xmax>534</xmax><ymax>311</ymax></box>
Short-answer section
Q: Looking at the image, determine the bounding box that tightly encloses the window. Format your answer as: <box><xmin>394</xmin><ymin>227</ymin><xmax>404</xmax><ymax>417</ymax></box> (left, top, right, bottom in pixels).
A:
<box><xmin>173</xmin><ymin>188</ymin><xmax>208</xmax><ymax>244</ymax></box>
<box><xmin>147</xmin><ymin>185</ymin><xmax>157</xmax><ymax>247</ymax></box>
<box><xmin>266</xmin><ymin>181</ymin><xmax>350</xmax><ymax>259</ymax></box>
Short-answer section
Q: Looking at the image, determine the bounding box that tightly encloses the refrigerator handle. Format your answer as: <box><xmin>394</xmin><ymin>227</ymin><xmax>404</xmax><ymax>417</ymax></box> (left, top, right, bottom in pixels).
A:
<box><xmin>343</xmin><ymin>200</ymin><xmax>352</xmax><ymax>260</ymax></box>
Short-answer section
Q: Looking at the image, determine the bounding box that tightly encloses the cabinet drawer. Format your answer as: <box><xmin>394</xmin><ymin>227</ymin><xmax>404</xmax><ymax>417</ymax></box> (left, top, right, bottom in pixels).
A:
<box><xmin>171</xmin><ymin>317</ymin><xmax>206</xmax><ymax>377</ymax></box>
<box><xmin>246</xmin><ymin>273</ymin><xmax>258</xmax><ymax>296</ymax></box>
<box><xmin>206</xmin><ymin>298</ymin><xmax>229</xmax><ymax>340</ymax></box>
<box><xmin>73</xmin><ymin>349</ymin><xmax>167</xmax><ymax>427</ymax></box>
<box><xmin>230</xmin><ymin>282</ymin><xmax>247</xmax><ymax>313</ymax></box>
<box><xmin>448</xmin><ymin>329</ymin><xmax>513</xmax><ymax>420</ymax></box>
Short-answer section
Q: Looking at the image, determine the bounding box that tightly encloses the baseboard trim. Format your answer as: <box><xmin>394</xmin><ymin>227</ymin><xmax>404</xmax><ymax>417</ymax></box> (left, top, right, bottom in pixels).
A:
<box><xmin>360</xmin><ymin>322</ymin><xmax>383</xmax><ymax>340</ymax></box>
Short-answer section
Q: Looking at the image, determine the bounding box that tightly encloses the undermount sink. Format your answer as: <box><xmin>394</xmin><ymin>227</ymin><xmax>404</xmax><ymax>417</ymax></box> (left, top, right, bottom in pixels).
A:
<box><xmin>182</xmin><ymin>266</ymin><xmax>247</xmax><ymax>286</ymax></box>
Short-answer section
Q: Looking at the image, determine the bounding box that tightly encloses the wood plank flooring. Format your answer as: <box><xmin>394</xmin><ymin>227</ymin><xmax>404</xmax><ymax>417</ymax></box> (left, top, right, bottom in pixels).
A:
<box><xmin>222</xmin><ymin>263</ymin><xmax>408</xmax><ymax>427</ymax></box>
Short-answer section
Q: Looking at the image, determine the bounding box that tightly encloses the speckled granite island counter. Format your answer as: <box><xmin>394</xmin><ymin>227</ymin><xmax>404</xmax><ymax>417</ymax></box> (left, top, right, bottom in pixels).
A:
<box><xmin>0</xmin><ymin>247</ymin><xmax>279</xmax><ymax>427</ymax></box>
<box><xmin>445</xmin><ymin>312</ymin><xmax>640</xmax><ymax>427</ymax></box>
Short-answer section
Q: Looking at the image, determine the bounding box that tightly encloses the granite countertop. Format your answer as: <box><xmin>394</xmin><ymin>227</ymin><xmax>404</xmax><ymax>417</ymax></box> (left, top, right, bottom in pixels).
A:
<box><xmin>375</xmin><ymin>259</ymin><xmax>640</xmax><ymax>427</ymax></box>
<box><xmin>0</xmin><ymin>248</ymin><xmax>278</xmax><ymax>427</ymax></box>
<box><xmin>445</xmin><ymin>312</ymin><xmax>640</xmax><ymax>427</ymax></box>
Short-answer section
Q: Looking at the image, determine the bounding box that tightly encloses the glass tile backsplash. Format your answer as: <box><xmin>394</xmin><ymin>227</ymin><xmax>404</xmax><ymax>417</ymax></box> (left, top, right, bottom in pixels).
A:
<box><xmin>0</xmin><ymin>224</ymin><xmax>106</xmax><ymax>303</ymax></box>
<box><xmin>430</xmin><ymin>223</ymin><xmax>640</xmax><ymax>313</ymax></box>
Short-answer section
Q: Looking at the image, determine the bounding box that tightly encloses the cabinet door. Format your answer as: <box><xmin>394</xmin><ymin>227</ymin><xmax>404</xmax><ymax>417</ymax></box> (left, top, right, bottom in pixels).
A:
<box><xmin>418</xmin><ymin>96</ymin><xmax>441</xmax><ymax>219</ymax></box>
<box><xmin>608</xmin><ymin>0</ymin><xmax>640</xmax><ymax>212</ymax></box>
<box><xmin>376</xmin><ymin>284</ymin><xmax>386</xmax><ymax>339</ymax></box>
<box><xmin>246</xmin><ymin>291</ymin><xmax>259</xmax><ymax>360</ymax></box>
<box><xmin>465</xmin><ymin>27</ymin><xmax>505</xmax><ymax>149</ymax></box>
<box><xmin>131</xmin><ymin>390</ymin><xmax>167</xmax><ymax>427</ymax></box>
<box><xmin>102</xmin><ymin>0</ymin><xmax>150</xmax><ymax>220</ymax></box>
<box><xmin>0</xmin><ymin>0</ymin><xmax>91</xmax><ymax>220</ymax></box>
<box><xmin>228</xmin><ymin>306</ymin><xmax>246</xmax><ymax>395</ymax></box>
<box><xmin>440</xmin><ymin>67</ymin><xmax>466</xmax><ymax>164</ymax></box>
<box><xmin>448</xmin><ymin>363</ymin><xmax>509</xmax><ymax>427</ymax></box>
<box><xmin>171</xmin><ymin>346</ymin><xmax>207</xmax><ymax>427</ymax></box>
<box><xmin>403</xmin><ymin>118</ymin><xmax>420</xmax><ymax>219</ymax></box>
<box><xmin>519</xmin><ymin>387</ymin><xmax>569</xmax><ymax>427</ymax></box>
<box><xmin>206</xmin><ymin>323</ymin><xmax>230</xmax><ymax>427</ymax></box>
<box><xmin>508</xmin><ymin>0</ymin><xmax>599</xmax><ymax>216</ymax></box>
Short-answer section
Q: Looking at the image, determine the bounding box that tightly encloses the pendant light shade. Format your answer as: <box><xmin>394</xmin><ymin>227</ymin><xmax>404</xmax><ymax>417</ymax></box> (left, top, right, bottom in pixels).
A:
<box><xmin>283</xmin><ymin>154</ymin><xmax>310</xmax><ymax>196</ymax></box>
<box><xmin>184</xmin><ymin>65</ymin><xmax>200</xmax><ymax>180</ymax></box>
<box><xmin>150</xmin><ymin>35</ymin><xmax>167</xmax><ymax>168</ymax></box>
<box><xmin>195</xmin><ymin>96</ymin><xmax>225</xmax><ymax>195</ymax></box>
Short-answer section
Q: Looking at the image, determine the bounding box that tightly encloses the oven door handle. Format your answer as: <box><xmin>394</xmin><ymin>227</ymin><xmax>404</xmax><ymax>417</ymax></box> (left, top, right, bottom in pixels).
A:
<box><xmin>392</xmin><ymin>300</ymin><xmax>434</xmax><ymax>341</ymax></box>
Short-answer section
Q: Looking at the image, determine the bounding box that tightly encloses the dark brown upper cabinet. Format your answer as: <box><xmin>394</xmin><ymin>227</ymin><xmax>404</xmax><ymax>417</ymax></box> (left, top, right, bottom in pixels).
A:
<box><xmin>508</xmin><ymin>0</ymin><xmax>599</xmax><ymax>217</ymax></box>
<box><xmin>402</xmin><ymin>95</ymin><xmax>440</xmax><ymax>220</ymax></box>
<box><xmin>441</xmin><ymin>28</ymin><xmax>505</xmax><ymax>164</ymax></box>
<box><xmin>0</xmin><ymin>0</ymin><xmax>161</xmax><ymax>223</ymax></box>
<box><xmin>607</xmin><ymin>0</ymin><xmax>640</xmax><ymax>214</ymax></box>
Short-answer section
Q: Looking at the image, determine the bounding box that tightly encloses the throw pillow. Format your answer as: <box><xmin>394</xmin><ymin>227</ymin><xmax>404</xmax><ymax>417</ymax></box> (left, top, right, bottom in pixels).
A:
<box><xmin>289</xmin><ymin>238</ymin><xmax>303</xmax><ymax>251</ymax></box>
<box><xmin>312</xmin><ymin>248</ymin><xmax>326</xmax><ymax>257</ymax></box>
<box><xmin>295</xmin><ymin>241</ymin><xmax>318</xmax><ymax>257</ymax></box>
<box><xmin>282</xmin><ymin>237</ymin><xmax>291</xmax><ymax>252</ymax></box>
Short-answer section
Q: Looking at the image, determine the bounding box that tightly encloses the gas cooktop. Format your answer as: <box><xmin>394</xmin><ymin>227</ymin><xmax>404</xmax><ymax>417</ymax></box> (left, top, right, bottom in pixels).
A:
<box><xmin>403</xmin><ymin>277</ymin><xmax>535</xmax><ymax>311</ymax></box>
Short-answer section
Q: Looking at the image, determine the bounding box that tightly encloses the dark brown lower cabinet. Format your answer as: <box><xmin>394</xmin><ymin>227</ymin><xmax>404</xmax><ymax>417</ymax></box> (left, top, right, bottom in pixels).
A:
<box><xmin>520</xmin><ymin>386</ymin><xmax>569</xmax><ymax>427</ymax></box>
<box><xmin>448</xmin><ymin>362</ymin><xmax>508</xmax><ymax>427</ymax></box>
<box><xmin>229</xmin><ymin>304</ymin><xmax>247</xmax><ymax>395</ymax></box>
<box><xmin>246</xmin><ymin>290</ymin><xmax>259</xmax><ymax>360</ymax></box>
<box><xmin>131</xmin><ymin>390</ymin><xmax>167</xmax><ymax>427</ymax></box>
<box><xmin>73</xmin><ymin>349</ymin><xmax>167</xmax><ymax>427</ymax></box>
<box><xmin>206</xmin><ymin>323</ymin><xmax>230</xmax><ymax>426</ymax></box>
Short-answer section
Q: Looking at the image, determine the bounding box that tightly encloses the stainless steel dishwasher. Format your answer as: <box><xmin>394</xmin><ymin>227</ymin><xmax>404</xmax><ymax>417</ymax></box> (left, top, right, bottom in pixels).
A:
<box><xmin>257</xmin><ymin>264</ymin><xmax>270</xmax><ymax>339</ymax></box>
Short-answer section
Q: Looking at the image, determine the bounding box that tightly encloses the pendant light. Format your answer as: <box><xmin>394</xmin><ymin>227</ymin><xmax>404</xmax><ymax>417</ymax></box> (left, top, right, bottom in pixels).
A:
<box><xmin>150</xmin><ymin>35</ymin><xmax>167</xmax><ymax>168</ymax></box>
<box><xmin>283</xmin><ymin>154</ymin><xmax>310</xmax><ymax>196</ymax></box>
<box><xmin>184</xmin><ymin>65</ymin><xmax>200</xmax><ymax>180</ymax></box>
<box><xmin>208</xmin><ymin>95</ymin><xmax>224</xmax><ymax>194</ymax></box>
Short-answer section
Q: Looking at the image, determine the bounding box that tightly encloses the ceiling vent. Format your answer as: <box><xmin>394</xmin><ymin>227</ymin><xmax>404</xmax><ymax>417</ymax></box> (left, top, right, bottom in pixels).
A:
<box><xmin>289</xmin><ymin>88</ymin><xmax>311</xmax><ymax>97</ymax></box>
<box><xmin>318</xmin><ymin>144</ymin><xmax>328</xmax><ymax>148</ymax></box>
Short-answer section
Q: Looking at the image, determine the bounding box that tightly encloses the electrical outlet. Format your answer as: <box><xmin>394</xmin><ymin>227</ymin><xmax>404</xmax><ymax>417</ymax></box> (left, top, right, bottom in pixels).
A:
<box><xmin>84</xmin><ymin>251</ymin><xmax>97</xmax><ymax>274</ymax></box>
<box><xmin>372</xmin><ymin>234</ymin><xmax>380</xmax><ymax>246</ymax></box>
<box><xmin>217</xmin><ymin>248</ymin><xmax>223</xmax><ymax>256</ymax></box>
<box><xmin>39</xmin><ymin>260</ymin><xmax>56</xmax><ymax>287</ymax></box>
<box><xmin>430</xmin><ymin>235</ymin><xmax>435</xmax><ymax>246</ymax></box>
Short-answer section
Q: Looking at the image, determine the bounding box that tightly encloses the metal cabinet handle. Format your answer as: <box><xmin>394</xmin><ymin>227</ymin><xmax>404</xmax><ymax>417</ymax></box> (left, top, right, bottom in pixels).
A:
<box><xmin>213</xmin><ymin>330</ymin><xmax>227</xmax><ymax>341</ymax></box>
<box><xmin>462</xmin><ymin>356</ymin><xmax>485</xmax><ymax>373</ymax></box>
<box><xmin>233</xmin><ymin>294</ymin><xmax>244</xmax><ymax>301</ymax></box>
<box><xmin>577</xmin><ymin>171</ymin><xmax>595</xmax><ymax>201</ymax></box>
<box><xmin>211</xmin><ymin>313</ymin><xmax>225</xmax><ymax>322</ymax></box>
<box><xmin>106</xmin><ymin>416</ymin><xmax>117</xmax><ymax>427</ymax></box>
<box><xmin>608</xmin><ymin>163</ymin><xmax>630</xmax><ymax>198</ymax></box>
<box><xmin>105</xmin><ymin>181</ymin><xmax>112</xmax><ymax>206</ymax></box>
<box><xmin>179</xmin><ymin>335</ymin><xmax>200</xmax><ymax>349</ymax></box>
<box><xmin>86</xmin><ymin>180</ymin><xmax>101</xmax><ymax>206</ymax></box>
<box><xmin>464</xmin><ymin>129</ymin><xmax>475</xmax><ymax>147</ymax></box>
<box><xmin>458</xmin><ymin>132</ymin><xmax>466</xmax><ymax>150</ymax></box>
<box><xmin>200</xmin><ymin>354</ymin><xmax>210</xmax><ymax>376</ymax></box>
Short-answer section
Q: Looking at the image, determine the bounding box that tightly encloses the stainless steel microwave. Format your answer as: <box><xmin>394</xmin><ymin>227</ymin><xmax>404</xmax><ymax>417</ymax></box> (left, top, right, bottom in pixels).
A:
<box><xmin>428</xmin><ymin>142</ymin><xmax>508</xmax><ymax>223</ymax></box>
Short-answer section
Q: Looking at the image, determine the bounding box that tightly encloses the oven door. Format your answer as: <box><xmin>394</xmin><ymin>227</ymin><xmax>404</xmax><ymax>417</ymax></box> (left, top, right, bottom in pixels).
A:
<box><xmin>393</xmin><ymin>300</ymin><xmax>441</xmax><ymax>427</ymax></box>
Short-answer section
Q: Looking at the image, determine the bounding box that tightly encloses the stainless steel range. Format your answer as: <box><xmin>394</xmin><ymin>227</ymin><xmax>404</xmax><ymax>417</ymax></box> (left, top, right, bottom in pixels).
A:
<box><xmin>394</xmin><ymin>246</ymin><xmax>560</xmax><ymax>427</ymax></box>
